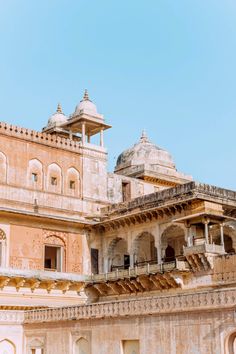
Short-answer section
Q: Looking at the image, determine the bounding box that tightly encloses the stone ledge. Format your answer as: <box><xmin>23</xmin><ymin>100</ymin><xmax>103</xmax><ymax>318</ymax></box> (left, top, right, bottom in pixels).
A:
<box><xmin>24</xmin><ymin>287</ymin><xmax>236</xmax><ymax>323</ymax></box>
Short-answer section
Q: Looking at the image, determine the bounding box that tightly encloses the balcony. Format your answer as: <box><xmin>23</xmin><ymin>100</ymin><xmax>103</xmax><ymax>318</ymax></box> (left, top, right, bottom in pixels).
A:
<box><xmin>184</xmin><ymin>242</ymin><xmax>225</xmax><ymax>256</ymax></box>
<box><xmin>90</xmin><ymin>259</ymin><xmax>189</xmax><ymax>283</ymax></box>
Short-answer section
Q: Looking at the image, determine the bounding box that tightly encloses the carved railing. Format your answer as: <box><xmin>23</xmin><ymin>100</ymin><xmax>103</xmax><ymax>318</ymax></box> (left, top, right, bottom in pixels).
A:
<box><xmin>184</xmin><ymin>243</ymin><xmax>225</xmax><ymax>256</ymax></box>
<box><xmin>0</xmin><ymin>310</ymin><xmax>24</xmax><ymax>324</ymax></box>
<box><xmin>24</xmin><ymin>287</ymin><xmax>236</xmax><ymax>323</ymax></box>
<box><xmin>90</xmin><ymin>260</ymin><xmax>188</xmax><ymax>283</ymax></box>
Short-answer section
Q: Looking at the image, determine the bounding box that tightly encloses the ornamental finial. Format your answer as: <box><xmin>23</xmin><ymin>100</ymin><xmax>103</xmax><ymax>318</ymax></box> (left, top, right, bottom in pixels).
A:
<box><xmin>140</xmin><ymin>129</ymin><xmax>149</xmax><ymax>143</ymax></box>
<box><xmin>56</xmin><ymin>103</ymin><xmax>63</xmax><ymax>114</ymax></box>
<box><xmin>83</xmin><ymin>89</ymin><xmax>90</xmax><ymax>101</ymax></box>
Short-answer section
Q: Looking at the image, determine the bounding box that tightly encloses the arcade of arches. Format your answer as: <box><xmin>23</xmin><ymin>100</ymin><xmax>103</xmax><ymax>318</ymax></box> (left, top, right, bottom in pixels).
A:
<box><xmin>104</xmin><ymin>224</ymin><xmax>236</xmax><ymax>272</ymax></box>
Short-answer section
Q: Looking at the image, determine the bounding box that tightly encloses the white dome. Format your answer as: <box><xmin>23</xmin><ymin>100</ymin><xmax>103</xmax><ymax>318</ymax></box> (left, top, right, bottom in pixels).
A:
<box><xmin>74</xmin><ymin>89</ymin><xmax>97</xmax><ymax>115</ymax></box>
<box><xmin>47</xmin><ymin>104</ymin><xmax>68</xmax><ymax>127</ymax></box>
<box><xmin>115</xmin><ymin>131</ymin><xmax>176</xmax><ymax>171</ymax></box>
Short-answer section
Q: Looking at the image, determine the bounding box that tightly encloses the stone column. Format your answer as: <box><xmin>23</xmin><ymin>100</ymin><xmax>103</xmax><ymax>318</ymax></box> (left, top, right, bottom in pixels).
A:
<box><xmin>104</xmin><ymin>257</ymin><xmax>109</xmax><ymax>273</ymax></box>
<box><xmin>87</xmin><ymin>134</ymin><xmax>91</xmax><ymax>143</ymax></box>
<box><xmin>220</xmin><ymin>223</ymin><xmax>225</xmax><ymax>251</ymax></box>
<box><xmin>82</xmin><ymin>122</ymin><xmax>86</xmax><ymax>145</ymax></box>
<box><xmin>69</xmin><ymin>130</ymin><xmax>72</xmax><ymax>140</ymax></box>
<box><xmin>130</xmin><ymin>254</ymin><xmax>134</xmax><ymax>268</ymax></box>
<box><xmin>153</xmin><ymin>224</ymin><xmax>161</xmax><ymax>264</ymax></box>
<box><xmin>204</xmin><ymin>220</ymin><xmax>209</xmax><ymax>244</ymax></box>
<box><xmin>186</xmin><ymin>226</ymin><xmax>192</xmax><ymax>247</ymax></box>
<box><xmin>100</xmin><ymin>129</ymin><xmax>104</xmax><ymax>147</ymax></box>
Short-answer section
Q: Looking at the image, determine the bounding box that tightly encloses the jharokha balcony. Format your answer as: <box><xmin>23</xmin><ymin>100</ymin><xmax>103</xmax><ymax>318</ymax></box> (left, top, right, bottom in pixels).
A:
<box><xmin>85</xmin><ymin>259</ymin><xmax>190</xmax><ymax>302</ymax></box>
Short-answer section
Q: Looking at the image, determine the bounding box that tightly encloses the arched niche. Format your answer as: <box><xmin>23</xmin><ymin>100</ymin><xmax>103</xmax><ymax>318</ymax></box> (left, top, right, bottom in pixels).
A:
<box><xmin>211</xmin><ymin>224</ymin><xmax>236</xmax><ymax>254</ymax></box>
<box><xmin>226</xmin><ymin>331</ymin><xmax>236</xmax><ymax>354</ymax></box>
<box><xmin>74</xmin><ymin>337</ymin><xmax>90</xmax><ymax>354</ymax></box>
<box><xmin>0</xmin><ymin>339</ymin><xmax>16</xmax><ymax>354</ymax></box>
<box><xmin>66</xmin><ymin>167</ymin><xmax>80</xmax><ymax>197</ymax></box>
<box><xmin>132</xmin><ymin>232</ymin><xmax>156</xmax><ymax>265</ymax></box>
<box><xmin>161</xmin><ymin>224</ymin><xmax>186</xmax><ymax>262</ymax></box>
<box><xmin>106</xmin><ymin>237</ymin><xmax>129</xmax><ymax>271</ymax></box>
<box><xmin>47</xmin><ymin>162</ymin><xmax>62</xmax><ymax>193</ymax></box>
<box><xmin>27</xmin><ymin>338</ymin><xmax>44</xmax><ymax>354</ymax></box>
<box><xmin>0</xmin><ymin>228</ymin><xmax>6</xmax><ymax>267</ymax></box>
<box><xmin>28</xmin><ymin>158</ymin><xmax>43</xmax><ymax>189</ymax></box>
<box><xmin>0</xmin><ymin>151</ymin><xmax>7</xmax><ymax>183</ymax></box>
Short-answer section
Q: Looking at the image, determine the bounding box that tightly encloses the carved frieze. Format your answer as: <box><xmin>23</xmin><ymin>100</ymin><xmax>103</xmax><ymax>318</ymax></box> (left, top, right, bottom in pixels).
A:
<box><xmin>24</xmin><ymin>288</ymin><xmax>236</xmax><ymax>324</ymax></box>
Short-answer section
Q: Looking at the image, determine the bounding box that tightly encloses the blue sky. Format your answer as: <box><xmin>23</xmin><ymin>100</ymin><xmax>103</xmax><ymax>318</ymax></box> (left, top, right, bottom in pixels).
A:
<box><xmin>0</xmin><ymin>0</ymin><xmax>236</xmax><ymax>189</ymax></box>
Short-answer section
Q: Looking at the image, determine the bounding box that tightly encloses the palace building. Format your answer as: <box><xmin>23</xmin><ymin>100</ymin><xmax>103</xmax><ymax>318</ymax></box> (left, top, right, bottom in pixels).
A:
<box><xmin>0</xmin><ymin>91</ymin><xmax>235</xmax><ymax>353</ymax></box>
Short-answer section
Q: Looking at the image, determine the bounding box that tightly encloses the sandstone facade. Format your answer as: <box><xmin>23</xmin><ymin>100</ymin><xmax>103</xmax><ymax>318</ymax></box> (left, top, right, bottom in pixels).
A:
<box><xmin>0</xmin><ymin>92</ymin><xmax>235</xmax><ymax>353</ymax></box>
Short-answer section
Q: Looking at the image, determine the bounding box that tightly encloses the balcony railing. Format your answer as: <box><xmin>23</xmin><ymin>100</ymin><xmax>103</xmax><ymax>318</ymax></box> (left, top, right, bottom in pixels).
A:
<box><xmin>90</xmin><ymin>259</ymin><xmax>189</xmax><ymax>283</ymax></box>
<box><xmin>184</xmin><ymin>242</ymin><xmax>225</xmax><ymax>256</ymax></box>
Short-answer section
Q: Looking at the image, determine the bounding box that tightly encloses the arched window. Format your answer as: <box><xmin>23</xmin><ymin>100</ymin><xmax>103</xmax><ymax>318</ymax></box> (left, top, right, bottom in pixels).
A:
<box><xmin>28</xmin><ymin>338</ymin><xmax>44</xmax><ymax>354</ymax></box>
<box><xmin>161</xmin><ymin>225</ymin><xmax>186</xmax><ymax>262</ymax></box>
<box><xmin>131</xmin><ymin>232</ymin><xmax>157</xmax><ymax>266</ymax></box>
<box><xmin>106</xmin><ymin>237</ymin><xmax>129</xmax><ymax>271</ymax></box>
<box><xmin>47</xmin><ymin>163</ymin><xmax>62</xmax><ymax>194</ymax></box>
<box><xmin>0</xmin><ymin>339</ymin><xmax>16</xmax><ymax>354</ymax></box>
<box><xmin>0</xmin><ymin>151</ymin><xmax>7</xmax><ymax>183</ymax></box>
<box><xmin>44</xmin><ymin>235</ymin><xmax>66</xmax><ymax>272</ymax></box>
<box><xmin>28</xmin><ymin>159</ymin><xmax>43</xmax><ymax>189</ymax></box>
<box><xmin>75</xmin><ymin>337</ymin><xmax>90</xmax><ymax>354</ymax></box>
<box><xmin>66</xmin><ymin>167</ymin><xmax>80</xmax><ymax>197</ymax></box>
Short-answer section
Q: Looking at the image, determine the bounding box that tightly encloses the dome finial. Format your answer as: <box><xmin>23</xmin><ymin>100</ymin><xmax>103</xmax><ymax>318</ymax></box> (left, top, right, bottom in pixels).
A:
<box><xmin>56</xmin><ymin>103</ymin><xmax>63</xmax><ymax>114</ymax></box>
<box><xmin>83</xmin><ymin>89</ymin><xmax>90</xmax><ymax>101</ymax></box>
<box><xmin>140</xmin><ymin>129</ymin><xmax>149</xmax><ymax>143</ymax></box>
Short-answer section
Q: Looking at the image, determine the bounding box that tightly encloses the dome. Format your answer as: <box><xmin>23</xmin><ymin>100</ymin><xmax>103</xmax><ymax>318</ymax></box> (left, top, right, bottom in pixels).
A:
<box><xmin>47</xmin><ymin>103</ymin><xmax>68</xmax><ymax>127</ymax></box>
<box><xmin>115</xmin><ymin>131</ymin><xmax>176</xmax><ymax>172</ymax></box>
<box><xmin>74</xmin><ymin>89</ymin><xmax>97</xmax><ymax>115</ymax></box>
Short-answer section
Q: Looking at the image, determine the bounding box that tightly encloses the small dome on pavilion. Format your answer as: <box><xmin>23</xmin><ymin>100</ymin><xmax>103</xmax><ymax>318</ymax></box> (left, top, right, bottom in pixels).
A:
<box><xmin>74</xmin><ymin>89</ymin><xmax>97</xmax><ymax>115</ymax></box>
<box><xmin>47</xmin><ymin>103</ymin><xmax>68</xmax><ymax>127</ymax></box>
<box><xmin>115</xmin><ymin>131</ymin><xmax>176</xmax><ymax>171</ymax></box>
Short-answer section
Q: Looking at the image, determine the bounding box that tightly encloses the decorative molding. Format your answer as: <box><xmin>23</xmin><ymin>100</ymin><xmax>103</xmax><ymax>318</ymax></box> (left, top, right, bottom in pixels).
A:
<box><xmin>0</xmin><ymin>310</ymin><xmax>24</xmax><ymax>324</ymax></box>
<box><xmin>24</xmin><ymin>288</ymin><xmax>236</xmax><ymax>323</ymax></box>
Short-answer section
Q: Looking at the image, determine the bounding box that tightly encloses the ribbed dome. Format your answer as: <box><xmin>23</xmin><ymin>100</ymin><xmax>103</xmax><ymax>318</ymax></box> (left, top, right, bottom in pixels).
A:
<box><xmin>115</xmin><ymin>131</ymin><xmax>175</xmax><ymax>171</ymax></box>
<box><xmin>47</xmin><ymin>103</ymin><xmax>68</xmax><ymax>127</ymax></box>
<box><xmin>74</xmin><ymin>89</ymin><xmax>97</xmax><ymax>115</ymax></box>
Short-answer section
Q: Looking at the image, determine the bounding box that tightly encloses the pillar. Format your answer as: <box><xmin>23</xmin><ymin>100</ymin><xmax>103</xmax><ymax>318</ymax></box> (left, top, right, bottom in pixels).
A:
<box><xmin>82</xmin><ymin>122</ymin><xmax>86</xmax><ymax>145</ymax></box>
<box><xmin>186</xmin><ymin>226</ymin><xmax>192</xmax><ymax>247</ymax></box>
<box><xmin>87</xmin><ymin>134</ymin><xmax>91</xmax><ymax>143</ymax></box>
<box><xmin>153</xmin><ymin>224</ymin><xmax>161</xmax><ymax>264</ymax></box>
<box><xmin>204</xmin><ymin>221</ymin><xmax>209</xmax><ymax>244</ymax></box>
<box><xmin>130</xmin><ymin>254</ymin><xmax>134</xmax><ymax>268</ymax></box>
<box><xmin>104</xmin><ymin>258</ymin><xmax>109</xmax><ymax>273</ymax></box>
<box><xmin>220</xmin><ymin>223</ymin><xmax>225</xmax><ymax>251</ymax></box>
<box><xmin>100</xmin><ymin>129</ymin><xmax>104</xmax><ymax>147</ymax></box>
<box><xmin>157</xmin><ymin>247</ymin><xmax>162</xmax><ymax>265</ymax></box>
<box><xmin>69</xmin><ymin>130</ymin><xmax>72</xmax><ymax>140</ymax></box>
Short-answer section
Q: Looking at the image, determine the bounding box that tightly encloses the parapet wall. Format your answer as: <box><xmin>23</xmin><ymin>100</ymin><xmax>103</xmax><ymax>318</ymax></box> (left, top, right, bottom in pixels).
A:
<box><xmin>0</xmin><ymin>122</ymin><xmax>82</xmax><ymax>153</ymax></box>
<box><xmin>102</xmin><ymin>181</ymin><xmax>236</xmax><ymax>215</ymax></box>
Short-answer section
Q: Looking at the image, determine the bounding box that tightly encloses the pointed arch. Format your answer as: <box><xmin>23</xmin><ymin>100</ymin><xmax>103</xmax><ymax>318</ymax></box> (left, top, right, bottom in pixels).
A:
<box><xmin>74</xmin><ymin>337</ymin><xmax>90</xmax><ymax>354</ymax></box>
<box><xmin>0</xmin><ymin>151</ymin><xmax>7</xmax><ymax>183</ymax></box>
<box><xmin>47</xmin><ymin>162</ymin><xmax>62</xmax><ymax>193</ymax></box>
<box><xmin>66</xmin><ymin>166</ymin><xmax>81</xmax><ymax>197</ymax></box>
<box><xmin>131</xmin><ymin>232</ymin><xmax>157</xmax><ymax>265</ymax></box>
<box><xmin>161</xmin><ymin>224</ymin><xmax>186</xmax><ymax>262</ymax></box>
<box><xmin>28</xmin><ymin>158</ymin><xmax>43</xmax><ymax>189</ymax></box>
<box><xmin>106</xmin><ymin>237</ymin><xmax>129</xmax><ymax>271</ymax></box>
<box><xmin>0</xmin><ymin>338</ymin><xmax>16</xmax><ymax>354</ymax></box>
